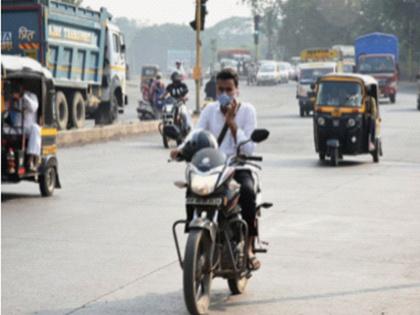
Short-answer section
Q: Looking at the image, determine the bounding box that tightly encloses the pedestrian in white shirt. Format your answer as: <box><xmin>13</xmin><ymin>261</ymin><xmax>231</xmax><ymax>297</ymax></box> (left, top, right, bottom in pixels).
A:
<box><xmin>11</xmin><ymin>83</ymin><xmax>41</xmax><ymax>171</ymax></box>
<box><xmin>171</xmin><ymin>68</ymin><xmax>261</xmax><ymax>270</ymax></box>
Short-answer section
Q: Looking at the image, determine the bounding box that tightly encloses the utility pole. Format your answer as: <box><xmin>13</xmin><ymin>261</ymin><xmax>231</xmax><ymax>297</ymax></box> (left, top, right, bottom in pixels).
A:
<box><xmin>254</xmin><ymin>14</ymin><xmax>261</xmax><ymax>63</ymax></box>
<box><xmin>210</xmin><ymin>38</ymin><xmax>217</xmax><ymax>75</ymax></box>
<box><xmin>193</xmin><ymin>0</ymin><xmax>202</xmax><ymax>114</ymax></box>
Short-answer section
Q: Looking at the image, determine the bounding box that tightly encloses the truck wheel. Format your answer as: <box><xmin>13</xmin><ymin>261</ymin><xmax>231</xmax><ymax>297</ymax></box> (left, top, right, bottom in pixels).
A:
<box><xmin>109</xmin><ymin>92</ymin><xmax>119</xmax><ymax>123</ymax></box>
<box><xmin>390</xmin><ymin>94</ymin><xmax>396</xmax><ymax>104</ymax></box>
<box><xmin>70</xmin><ymin>92</ymin><xmax>86</xmax><ymax>129</ymax></box>
<box><xmin>56</xmin><ymin>91</ymin><xmax>69</xmax><ymax>130</ymax></box>
<box><xmin>95</xmin><ymin>93</ymin><xmax>118</xmax><ymax>126</ymax></box>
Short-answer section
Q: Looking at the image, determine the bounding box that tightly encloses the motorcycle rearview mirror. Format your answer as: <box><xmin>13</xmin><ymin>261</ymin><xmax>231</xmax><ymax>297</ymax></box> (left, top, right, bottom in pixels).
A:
<box><xmin>174</xmin><ymin>181</ymin><xmax>187</xmax><ymax>189</ymax></box>
<box><xmin>251</xmin><ymin>129</ymin><xmax>270</xmax><ymax>143</ymax></box>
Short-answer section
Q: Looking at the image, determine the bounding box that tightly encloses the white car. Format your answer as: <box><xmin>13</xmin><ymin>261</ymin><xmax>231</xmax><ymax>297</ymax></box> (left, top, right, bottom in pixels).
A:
<box><xmin>278</xmin><ymin>62</ymin><xmax>291</xmax><ymax>83</ymax></box>
<box><xmin>256</xmin><ymin>62</ymin><xmax>281</xmax><ymax>85</ymax></box>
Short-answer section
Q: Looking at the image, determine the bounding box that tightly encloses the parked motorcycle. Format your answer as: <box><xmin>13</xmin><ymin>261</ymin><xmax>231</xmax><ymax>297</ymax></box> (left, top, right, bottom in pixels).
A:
<box><xmin>160</xmin><ymin>97</ymin><xmax>190</xmax><ymax>148</ymax></box>
<box><xmin>172</xmin><ymin>129</ymin><xmax>272</xmax><ymax>315</ymax></box>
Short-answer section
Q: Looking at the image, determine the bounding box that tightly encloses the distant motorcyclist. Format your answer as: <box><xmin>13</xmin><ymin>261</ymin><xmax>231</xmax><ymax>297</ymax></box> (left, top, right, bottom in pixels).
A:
<box><xmin>175</xmin><ymin>60</ymin><xmax>186</xmax><ymax>80</ymax></box>
<box><xmin>162</xmin><ymin>71</ymin><xmax>192</xmax><ymax>133</ymax></box>
<box><xmin>149</xmin><ymin>72</ymin><xmax>166</xmax><ymax>110</ymax></box>
<box><xmin>204</xmin><ymin>74</ymin><xmax>217</xmax><ymax>100</ymax></box>
<box><xmin>162</xmin><ymin>71</ymin><xmax>189</xmax><ymax>102</ymax></box>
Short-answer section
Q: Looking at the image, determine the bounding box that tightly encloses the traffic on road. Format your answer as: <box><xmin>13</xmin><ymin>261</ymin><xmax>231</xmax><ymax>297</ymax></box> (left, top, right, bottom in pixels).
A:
<box><xmin>2</xmin><ymin>1</ymin><xmax>420</xmax><ymax>315</ymax></box>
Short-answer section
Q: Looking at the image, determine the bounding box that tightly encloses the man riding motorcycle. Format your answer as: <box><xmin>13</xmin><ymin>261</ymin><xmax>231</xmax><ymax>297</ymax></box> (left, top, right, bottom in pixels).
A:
<box><xmin>161</xmin><ymin>71</ymin><xmax>192</xmax><ymax>134</ymax></box>
<box><xmin>171</xmin><ymin>68</ymin><xmax>260</xmax><ymax>270</ymax></box>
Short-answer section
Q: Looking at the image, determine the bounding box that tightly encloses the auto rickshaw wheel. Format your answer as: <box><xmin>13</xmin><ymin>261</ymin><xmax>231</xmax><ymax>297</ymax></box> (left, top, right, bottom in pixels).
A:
<box><xmin>330</xmin><ymin>148</ymin><xmax>339</xmax><ymax>167</ymax></box>
<box><xmin>162</xmin><ymin>135</ymin><xmax>169</xmax><ymax>148</ymax></box>
<box><xmin>39</xmin><ymin>166</ymin><xmax>56</xmax><ymax>197</ymax></box>
<box><xmin>70</xmin><ymin>92</ymin><xmax>86</xmax><ymax>129</ymax></box>
<box><xmin>390</xmin><ymin>94</ymin><xmax>396</xmax><ymax>104</ymax></box>
<box><xmin>56</xmin><ymin>91</ymin><xmax>69</xmax><ymax>130</ymax></box>
<box><xmin>372</xmin><ymin>139</ymin><xmax>380</xmax><ymax>163</ymax></box>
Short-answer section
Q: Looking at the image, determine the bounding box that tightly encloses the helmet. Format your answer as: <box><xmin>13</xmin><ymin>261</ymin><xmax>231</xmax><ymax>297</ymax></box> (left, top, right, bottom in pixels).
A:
<box><xmin>171</xmin><ymin>71</ymin><xmax>182</xmax><ymax>82</ymax></box>
<box><xmin>180</xmin><ymin>129</ymin><xmax>218</xmax><ymax>162</ymax></box>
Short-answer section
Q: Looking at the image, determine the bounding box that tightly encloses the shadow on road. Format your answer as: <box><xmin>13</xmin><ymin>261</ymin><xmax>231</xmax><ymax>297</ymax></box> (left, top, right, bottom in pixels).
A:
<box><xmin>217</xmin><ymin>282</ymin><xmax>420</xmax><ymax>309</ymax></box>
<box><xmin>318</xmin><ymin>159</ymin><xmax>368</xmax><ymax>168</ymax></box>
<box><xmin>31</xmin><ymin>282</ymin><xmax>420</xmax><ymax>314</ymax></box>
<box><xmin>1</xmin><ymin>192</ymin><xmax>40</xmax><ymax>203</ymax></box>
<box><xmin>265</xmin><ymin>158</ymin><xmax>369</xmax><ymax>169</ymax></box>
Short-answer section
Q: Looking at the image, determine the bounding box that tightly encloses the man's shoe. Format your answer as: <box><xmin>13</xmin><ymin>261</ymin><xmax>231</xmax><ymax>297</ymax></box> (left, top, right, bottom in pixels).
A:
<box><xmin>248</xmin><ymin>256</ymin><xmax>261</xmax><ymax>271</ymax></box>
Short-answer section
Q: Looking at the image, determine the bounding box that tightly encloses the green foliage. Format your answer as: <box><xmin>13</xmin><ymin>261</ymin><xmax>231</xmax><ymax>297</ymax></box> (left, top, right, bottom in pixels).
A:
<box><xmin>244</xmin><ymin>0</ymin><xmax>420</xmax><ymax>78</ymax></box>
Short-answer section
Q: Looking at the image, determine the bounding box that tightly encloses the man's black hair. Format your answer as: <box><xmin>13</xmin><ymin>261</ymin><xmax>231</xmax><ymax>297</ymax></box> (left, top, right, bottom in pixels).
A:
<box><xmin>216</xmin><ymin>68</ymin><xmax>239</xmax><ymax>87</ymax></box>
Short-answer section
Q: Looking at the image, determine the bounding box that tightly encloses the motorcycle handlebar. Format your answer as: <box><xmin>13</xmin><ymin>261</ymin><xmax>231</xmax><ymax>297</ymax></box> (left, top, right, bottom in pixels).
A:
<box><xmin>238</xmin><ymin>155</ymin><xmax>263</xmax><ymax>162</ymax></box>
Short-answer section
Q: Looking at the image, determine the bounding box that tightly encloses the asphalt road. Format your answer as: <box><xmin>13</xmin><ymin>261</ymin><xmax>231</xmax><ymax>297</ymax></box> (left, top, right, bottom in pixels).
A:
<box><xmin>2</xmin><ymin>81</ymin><xmax>420</xmax><ymax>315</ymax></box>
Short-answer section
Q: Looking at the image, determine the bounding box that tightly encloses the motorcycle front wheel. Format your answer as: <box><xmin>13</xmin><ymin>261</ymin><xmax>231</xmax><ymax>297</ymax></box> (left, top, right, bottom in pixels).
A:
<box><xmin>183</xmin><ymin>230</ymin><xmax>212</xmax><ymax>315</ymax></box>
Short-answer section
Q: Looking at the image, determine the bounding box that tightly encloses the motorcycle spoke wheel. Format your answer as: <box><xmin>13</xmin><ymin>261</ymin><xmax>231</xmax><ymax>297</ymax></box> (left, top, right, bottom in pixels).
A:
<box><xmin>183</xmin><ymin>230</ymin><xmax>212</xmax><ymax>315</ymax></box>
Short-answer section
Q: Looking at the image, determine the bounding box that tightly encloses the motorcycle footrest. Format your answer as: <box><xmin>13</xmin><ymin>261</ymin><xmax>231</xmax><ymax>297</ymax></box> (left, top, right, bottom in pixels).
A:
<box><xmin>254</xmin><ymin>248</ymin><xmax>268</xmax><ymax>254</ymax></box>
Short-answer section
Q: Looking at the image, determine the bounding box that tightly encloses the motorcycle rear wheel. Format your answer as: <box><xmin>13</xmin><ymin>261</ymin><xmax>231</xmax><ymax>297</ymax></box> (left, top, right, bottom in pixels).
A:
<box><xmin>183</xmin><ymin>230</ymin><xmax>212</xmax><ymax>315</ymax></box>
<box><xmin>227</xmin><ymin>223</ymin><xmax>248</xmax><ymax>295</ymax></box>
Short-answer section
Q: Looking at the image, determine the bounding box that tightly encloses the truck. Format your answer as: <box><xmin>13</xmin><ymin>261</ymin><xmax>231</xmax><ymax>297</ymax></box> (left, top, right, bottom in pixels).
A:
<box><xmin>355</xmin><ymin>33</ymin><xmax>399</xmax><ymax>103</ymax></box>
<box><xmin>1</xmin><ymin>0</ymin><xmax>128</xmax><ymax>129</ymax></box>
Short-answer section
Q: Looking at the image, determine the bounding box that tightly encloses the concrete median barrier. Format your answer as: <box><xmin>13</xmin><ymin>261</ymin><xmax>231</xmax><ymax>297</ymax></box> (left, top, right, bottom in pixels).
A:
<box><xmin>57</xmin><ymin>120</ymin><xmax>160</xmax><ymax>147</ymax></box>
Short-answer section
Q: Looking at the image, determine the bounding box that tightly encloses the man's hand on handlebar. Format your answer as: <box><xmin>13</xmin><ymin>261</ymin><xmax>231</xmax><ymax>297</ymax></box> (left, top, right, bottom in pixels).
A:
<box><xmin>170</xmin><ymin>149</ymin><xmax>181</xmax><ymax>160</ymax></box>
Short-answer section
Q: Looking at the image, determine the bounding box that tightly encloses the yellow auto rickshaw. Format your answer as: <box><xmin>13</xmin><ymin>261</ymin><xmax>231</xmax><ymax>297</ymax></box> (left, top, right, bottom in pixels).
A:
<box><xmin>2</xmin><ymin>55</ymin><xmax>61</xmax><ymax>196</ymax></box>
<box><xmin>312</xmin><ymin>73</ymin><xmax>383</xmax><ymax>166</ymax></box>
<box><xmin>140</xmin><ymin>65</ymin><xmax>160</xmax><ymax>99</ymax></box>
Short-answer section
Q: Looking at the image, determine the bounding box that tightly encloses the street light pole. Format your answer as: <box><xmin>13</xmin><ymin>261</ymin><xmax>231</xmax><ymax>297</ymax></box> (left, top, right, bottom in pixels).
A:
<box><xmin>194</xmin><ymin>0</ymin><xmax>202</xmax><ymax>114</ymax></box>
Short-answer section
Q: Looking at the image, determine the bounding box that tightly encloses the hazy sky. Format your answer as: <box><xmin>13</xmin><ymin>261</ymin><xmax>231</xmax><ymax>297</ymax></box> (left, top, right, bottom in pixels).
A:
<box><xmin>82</xmin><ymin>0</ymin><xmax>251</xmax><ymax>26</ymax></box>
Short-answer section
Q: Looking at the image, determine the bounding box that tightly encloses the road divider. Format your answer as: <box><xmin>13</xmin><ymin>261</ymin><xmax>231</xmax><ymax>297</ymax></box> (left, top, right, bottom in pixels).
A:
<box><xmin>57</xmin><ymin>120</ymin><xmax>159</xmax><ymax>147</ymax></box>
<box><xmin>58</xmin><ymin>115</ymin><xmax>200</xmax><ymax>147</ymax></box>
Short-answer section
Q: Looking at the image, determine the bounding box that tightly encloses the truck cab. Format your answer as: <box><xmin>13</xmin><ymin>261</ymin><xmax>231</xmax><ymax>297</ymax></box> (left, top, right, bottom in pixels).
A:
<box><xmin>297</xmin><ymin>62</ymin><xmax>337</xmax><ymax>117</ymax></box>
<box><xmin>355</xmin><ymin>33</ymin><xmax>399</xmax><ymax>103</ymax></box>
<box><xmin>104</xmin><ymin>23</ymin><xmax>127</xmax><ymax>117</ymax></box>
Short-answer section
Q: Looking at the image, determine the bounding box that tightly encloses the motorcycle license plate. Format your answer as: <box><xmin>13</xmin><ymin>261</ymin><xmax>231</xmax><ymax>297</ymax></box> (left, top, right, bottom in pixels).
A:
<box><xmin>186</xmin><ymin>197</ymin><xmax>223</xmax><ymax>206</ymax></box>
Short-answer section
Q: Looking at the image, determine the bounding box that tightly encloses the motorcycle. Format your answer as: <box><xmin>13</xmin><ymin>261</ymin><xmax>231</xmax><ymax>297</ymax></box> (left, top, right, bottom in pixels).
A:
<box><xmin>136</xmin><ymin>98</ymin><xmax>164</xmax><ymax>121</ymax></box>
<box><xmin>172</xmin><ymin>129</ymin><xmax>272</xmax><ymax>315</ymax></box>
<box><xmin>159</xmin><ymin>97</ymin><xmax>190</xmax><ymax>148</ymax></box>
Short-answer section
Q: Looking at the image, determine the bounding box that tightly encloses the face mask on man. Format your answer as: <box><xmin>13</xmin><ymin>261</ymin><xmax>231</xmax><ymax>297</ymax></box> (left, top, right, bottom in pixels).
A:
<box><xmin>218</xmin><ymin>93</ymin><xmax>232</xmax><ymax>112</ymax></box>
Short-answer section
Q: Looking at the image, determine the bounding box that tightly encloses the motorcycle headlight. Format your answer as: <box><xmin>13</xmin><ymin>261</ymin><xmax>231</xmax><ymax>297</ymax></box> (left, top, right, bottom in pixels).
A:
<box><xmin>347</xmin><ymin>118</ymin><xmax>356</xmax><ymax>128</ymax></box>
<box><xmin>317</xmin><ymin>117</ymin><xmax>326</xmax><ymax>126</ymax></box>
<box><xmin>190</xmin><ymin>173</ymin><xmax>220</xmax><ymax>196</ymax></box>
